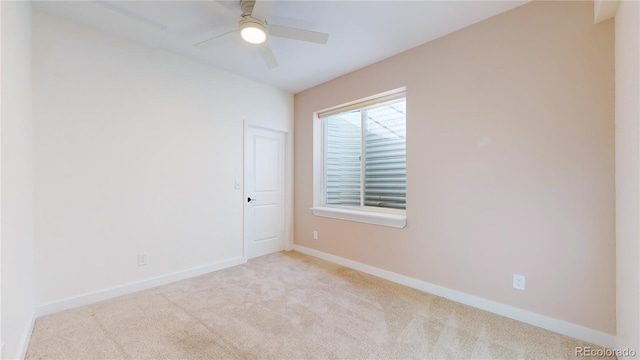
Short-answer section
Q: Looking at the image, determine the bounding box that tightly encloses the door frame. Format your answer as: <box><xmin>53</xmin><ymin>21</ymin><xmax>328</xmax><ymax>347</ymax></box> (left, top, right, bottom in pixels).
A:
<box><xmin>243</xmin><ymin>121</ymin><xmax>292</xmax><ymax>261</ymax></box>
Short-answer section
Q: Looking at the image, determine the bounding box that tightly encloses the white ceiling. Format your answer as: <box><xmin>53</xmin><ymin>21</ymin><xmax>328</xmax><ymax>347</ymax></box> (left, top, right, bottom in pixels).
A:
<box><xmin>32</xmin><ymin>1</ymin><xmax>528</xmax><ymax>93</ymax></box>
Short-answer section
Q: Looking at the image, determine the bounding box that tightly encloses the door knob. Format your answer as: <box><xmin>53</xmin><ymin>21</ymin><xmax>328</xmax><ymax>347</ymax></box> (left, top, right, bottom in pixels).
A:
<box><xmin>247</xmin><ymin>197</ymin><xmax>256</xmax><ymax>203</ymax></box>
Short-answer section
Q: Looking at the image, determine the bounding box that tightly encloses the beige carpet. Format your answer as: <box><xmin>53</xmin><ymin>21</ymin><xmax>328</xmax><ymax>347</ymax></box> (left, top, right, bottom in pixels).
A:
<box><xmin>26</xmin><ymin>251</ymin><xmax>613</xmax><ymax>359</ymax></box>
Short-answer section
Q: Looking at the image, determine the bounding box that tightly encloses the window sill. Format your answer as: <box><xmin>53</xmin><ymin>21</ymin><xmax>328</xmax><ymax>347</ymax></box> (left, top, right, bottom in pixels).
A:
<box><xmin>311</xmin><ymin>206</ymin><xmax>406</xmax><ymax>229</ymax></box>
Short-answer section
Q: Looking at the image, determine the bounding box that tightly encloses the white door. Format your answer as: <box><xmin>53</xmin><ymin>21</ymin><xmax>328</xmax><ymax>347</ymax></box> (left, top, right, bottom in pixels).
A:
<box><xmin>244</xmin><ymin>126</ymin><xmax>286</xmax><ymax>259</ymax></box>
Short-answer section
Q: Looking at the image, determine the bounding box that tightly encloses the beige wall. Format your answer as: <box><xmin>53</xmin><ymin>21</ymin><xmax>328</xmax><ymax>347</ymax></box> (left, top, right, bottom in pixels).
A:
<box><xmin>614</xmin><ymin>0</ymin><xmax>640</xmax><ymax>354</ymax></box>
<box><xmin>294</xmin><ymin>1</ymin><xmax>615</xmax><ymax>334</ymax></box>
<box><xmin>1</xmin><ymin>1</ymin><xmax>35</xmax><ymax>358</ymax></box>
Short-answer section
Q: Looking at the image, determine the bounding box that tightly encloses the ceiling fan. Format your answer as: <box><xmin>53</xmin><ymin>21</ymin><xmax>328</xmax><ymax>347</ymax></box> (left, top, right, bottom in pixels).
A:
<box><xmin>194</xmin><ymin>0</ymin><xmax>329</xmax><ymax>69</ymax></box>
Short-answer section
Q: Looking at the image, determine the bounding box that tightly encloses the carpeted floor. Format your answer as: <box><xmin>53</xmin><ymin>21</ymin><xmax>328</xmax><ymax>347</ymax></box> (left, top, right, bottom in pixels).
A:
<box><xmin>26</xmin><ymin>251</ymin><xmax>614</xmax><ymax>359</ymax></box>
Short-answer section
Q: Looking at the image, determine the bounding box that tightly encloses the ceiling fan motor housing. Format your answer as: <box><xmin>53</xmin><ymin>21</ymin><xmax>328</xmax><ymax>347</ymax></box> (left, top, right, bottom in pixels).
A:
<box><xmin>240</xmin><ymin>0</ymin><xmax>257</xmax><ymax>17</ymax></box>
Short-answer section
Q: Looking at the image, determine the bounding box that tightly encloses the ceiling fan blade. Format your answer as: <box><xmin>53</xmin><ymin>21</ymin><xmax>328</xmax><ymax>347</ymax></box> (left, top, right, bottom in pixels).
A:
<box><xmin>257</xmin><ymin>42</ymin><xmax>278</xmax><ymax>69</ymax></box>
<box><xmin>193</xmin><ymin>30</ymin><xmax>237</xmax><ymax>49</ymax></box>
<box><xmin>267</xmin><ymin>24</ymin><xmax>328</xmax><ymax>44</ymax></box>
<box><xmin>251</xmin><ymin>0</ymin><xmax>275</xmax><ymax>21</ymax></box>
<box><xmin>204</xmin><ymin>0</ymin><xmax>242</xmax><ymax>23</ymax></box>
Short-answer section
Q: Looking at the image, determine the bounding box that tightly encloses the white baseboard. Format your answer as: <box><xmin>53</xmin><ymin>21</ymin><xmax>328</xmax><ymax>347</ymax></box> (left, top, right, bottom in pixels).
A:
<box><xmin>36</xmin><ymin>256</ymin><xmax>247</xmax><ymax>318</ymax></box>
<box><xmin>17</xmin><ymin>312</ymin><xmax>35</xmax><ymax>360</ymax></box>
<box><xmin>293</xmin><ymin>244</ymin><xmax>615</xmax><ymax>349</ymax></box>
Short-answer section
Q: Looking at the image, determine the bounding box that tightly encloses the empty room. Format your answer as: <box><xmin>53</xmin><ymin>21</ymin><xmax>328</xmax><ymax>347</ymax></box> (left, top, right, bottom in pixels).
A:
<box><xmin>2</xmin><ymin>0</ymin><xmax>639</xmax><ymax>359</ymax></box>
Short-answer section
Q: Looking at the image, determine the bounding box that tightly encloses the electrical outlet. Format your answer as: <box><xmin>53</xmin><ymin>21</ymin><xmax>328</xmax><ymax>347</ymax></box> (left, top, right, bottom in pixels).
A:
<box><xmin>138</xmin><ymin>253</ymin><xmax>148</xmax><ymax>267</ymax></box>
<box><xmin>313</xmin><ymin>231</ymin><xmax>318</xmax><ymax>240</ymax></box>
<box><xmin>513</xmin><ymin>274</ymin><xmax>525</xmax><ymax>291</ymax></box>
<box><xmin>235</xmin><ymin>180</ymin><xmax>241</xmax><ymax>190</ymax></box>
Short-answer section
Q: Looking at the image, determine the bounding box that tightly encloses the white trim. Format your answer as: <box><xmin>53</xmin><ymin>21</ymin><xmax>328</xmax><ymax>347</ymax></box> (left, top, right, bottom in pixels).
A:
<box><xmin>36</xmin><ymin>256</ymin><xmax>246</xmax><ymax>317</ymax></box>
<box><xmin>17</xmin><ymin>312</ymin><xmax>35</xmax><ymax>360</ymax></box>
<box><xmin>317</xmin><ymin>87</ymin><xmax>406</xmax><ymax>118</ymax></box>
<box><xmin>293</xmin><ymin>244</ymin><xmax>615</xmax><ymax>349</ymax></box>
<box><xmin>312</xmin><ymin>115</ymin><xmax>323</xmax><ymax>210</ymax></box>
<box><xmin>593</xmin><ymin>0</ymin><xmax>620</xmax><ymax>23</ymax></box>
<box><xmin>311</xmin><ymin>206</ymin><xmax>406</xmax><ymax>228</ymax></box>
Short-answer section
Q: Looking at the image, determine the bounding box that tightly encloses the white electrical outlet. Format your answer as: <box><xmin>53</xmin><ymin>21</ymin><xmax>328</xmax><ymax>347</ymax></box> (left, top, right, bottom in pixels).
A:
<box><xmin>234</xmin><ymin>180</ymin><xmax>241</xmax><ymax>190</ymax></box>
<box><xmin>513</xmin><ymin>274</ymin><xmax>526</xmax><ymax>291</ymax></box>
<box><xmin>313</xmin><ymin>231</ymin><xmax>318</xmax><ymax>240</ymax></box>
<box><xmin>138</xmin><ymin>253</ymin><xmax>148</xmax><ymax>267</ymax></box>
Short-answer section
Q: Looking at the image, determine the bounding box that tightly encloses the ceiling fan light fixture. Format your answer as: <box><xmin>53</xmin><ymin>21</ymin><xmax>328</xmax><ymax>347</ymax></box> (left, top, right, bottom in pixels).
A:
<box><xmin>240</xmin><ymin>20</ymin><xmax>267</xmax><ymax>44</ymax></box>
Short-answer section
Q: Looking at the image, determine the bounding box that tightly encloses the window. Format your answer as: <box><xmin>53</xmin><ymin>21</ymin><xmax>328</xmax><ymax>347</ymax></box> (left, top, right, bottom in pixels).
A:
<box><xmin>312</xmin><ymin>89</ymin><xmax>407</xmax><ymax>228</ymax></box>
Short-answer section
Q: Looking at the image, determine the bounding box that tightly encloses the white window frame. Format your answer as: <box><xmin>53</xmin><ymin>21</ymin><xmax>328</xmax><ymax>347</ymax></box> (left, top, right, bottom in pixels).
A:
<box><xmin>311</xmin><ymin>88</ymin><xmax>407</xmax><ymax>229</ymax></box>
